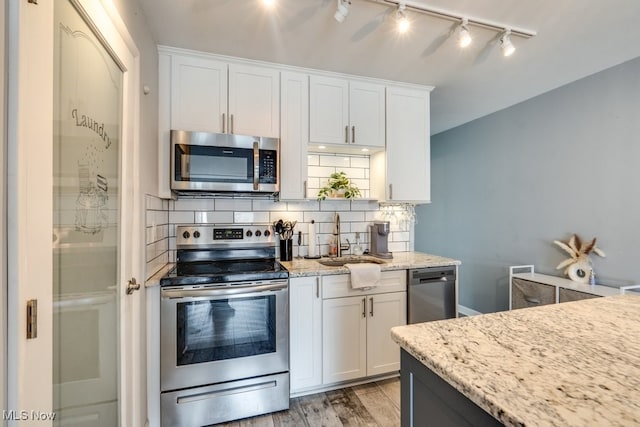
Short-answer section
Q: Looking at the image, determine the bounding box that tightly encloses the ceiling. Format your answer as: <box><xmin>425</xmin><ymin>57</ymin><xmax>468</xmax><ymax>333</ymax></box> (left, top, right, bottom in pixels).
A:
<box><xmin>137</xmin><ymin>0</ymin><xmax>640</xmax><ymax>134</ymax></box>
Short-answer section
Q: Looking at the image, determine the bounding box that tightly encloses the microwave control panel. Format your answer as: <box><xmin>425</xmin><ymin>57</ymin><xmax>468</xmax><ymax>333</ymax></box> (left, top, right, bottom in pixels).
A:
<box><xmin>259</xmin><ymin>150</ymin><xmax>277</xmax><ymax>184</ymax></box>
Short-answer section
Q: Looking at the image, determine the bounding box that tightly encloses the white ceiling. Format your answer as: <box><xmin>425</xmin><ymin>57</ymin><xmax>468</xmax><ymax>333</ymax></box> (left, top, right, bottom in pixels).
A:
<box><xmin>137</xmin><ymin>0</ymin><xmax>640</xmax><ymax>134</ymax></box>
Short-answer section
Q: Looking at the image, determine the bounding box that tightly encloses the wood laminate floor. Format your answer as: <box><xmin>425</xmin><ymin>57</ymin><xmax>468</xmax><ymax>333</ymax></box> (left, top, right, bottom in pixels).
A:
<box><xmin>218</xmin><ymin>378</ymin><xmax>401</xmax><ymax>427</ymax></box>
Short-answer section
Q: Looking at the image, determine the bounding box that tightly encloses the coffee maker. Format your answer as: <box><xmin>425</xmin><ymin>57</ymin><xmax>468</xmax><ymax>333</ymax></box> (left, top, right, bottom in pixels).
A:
<box><xmin>369</xmin><ymin>221</ymin><xmax>392</xmax><ymax>259</ymax></box>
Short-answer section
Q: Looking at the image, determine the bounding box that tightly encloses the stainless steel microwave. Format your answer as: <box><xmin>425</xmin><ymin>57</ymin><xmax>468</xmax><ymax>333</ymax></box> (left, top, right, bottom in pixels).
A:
<box><xmin>171</xmin><ymin>130</ymin><xmax>279</xmax><ymax>194</ymax></box>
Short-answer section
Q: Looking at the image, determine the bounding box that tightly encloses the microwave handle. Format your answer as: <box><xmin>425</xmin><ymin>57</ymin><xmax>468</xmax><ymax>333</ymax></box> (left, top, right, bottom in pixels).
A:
<box><xmin>253</xmin><ymin>141</ymin><xmax>260</xmax><ymax>190</ymax></box>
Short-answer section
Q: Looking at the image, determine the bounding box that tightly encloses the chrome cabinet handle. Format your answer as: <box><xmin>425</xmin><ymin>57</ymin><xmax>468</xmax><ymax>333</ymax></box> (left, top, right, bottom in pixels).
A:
<box><xmin>316</xmin><ymin>277</ymin><xmax>320</xmax><ymax>299</ymax></box>
<box><xmin>230</xmin><ymin>114</ymin><xmax>235</xmax><ymax>134</ymax></box>
<box><xmin>345</xmin><ymin>125</ymin><xmax>349</xmax><ymax>143</ymax></box>
<box><xmin>389</xmin><ymin>184</ymin><xmax>393</xmax><ymax>200</ymax></box>
<box><xmin>304</xmin><ymin>180</ymin><xmax>308</xmax><ymax>199</ymax></box>
<box><xmin>126</xmin><ymin>277</ymin><xmax>140</xmax><ymax>295</ymax></box>
<box><xmin>524</xmin><ymin>296</ymin><xmax>541</xmax><ymax>304</ymax></box>
<box><xmin>369</xmin><ymin>297</ymin><xmax>374</xmax><ymax>316</ymax></box>
<box><xmin>352</xmin><ymin>126</ymin><xmax>355</xmax><ymax>143</ymax></box>
<box><xmin>362</xmin><ymin>297</ymin><xmax>366</xmax><ymax>318</ymax></box>
<box><xmin>222</xmin><ymin>113</ymin><xmax>226</xmax><ymax>133</ymax></box>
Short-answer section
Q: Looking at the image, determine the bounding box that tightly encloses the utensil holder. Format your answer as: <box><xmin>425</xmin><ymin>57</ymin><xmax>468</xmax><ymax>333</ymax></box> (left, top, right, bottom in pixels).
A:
<box><xmin>280</xmin><ymin>239</ymin><xmax>293</xmax><ymax>261</ymax></box>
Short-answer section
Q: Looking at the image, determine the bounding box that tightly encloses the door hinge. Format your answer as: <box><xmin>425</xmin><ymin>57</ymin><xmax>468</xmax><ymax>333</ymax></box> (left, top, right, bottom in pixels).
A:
<box><xmin>26</xmin><ymin>299</ymin><xmax>37</xmax><ymax>339</ymax></box>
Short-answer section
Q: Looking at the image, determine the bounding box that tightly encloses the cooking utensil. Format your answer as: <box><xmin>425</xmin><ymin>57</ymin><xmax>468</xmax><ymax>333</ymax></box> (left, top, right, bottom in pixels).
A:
<box><xmin>296</xmin><ymin>231</ymin><xmax>302</xmax><ymax>258</ymax></box>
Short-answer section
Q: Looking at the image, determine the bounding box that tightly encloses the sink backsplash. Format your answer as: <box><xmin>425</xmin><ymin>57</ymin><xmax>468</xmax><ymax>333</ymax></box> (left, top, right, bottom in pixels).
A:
<box><xmin>145</xmin><ymin>193</ymin><xmax>415</xmax><ymax>279</ymax></box>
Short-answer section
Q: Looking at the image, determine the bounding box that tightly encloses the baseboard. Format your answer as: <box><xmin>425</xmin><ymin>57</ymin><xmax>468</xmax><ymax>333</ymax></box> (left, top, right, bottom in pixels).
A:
<box><xmin>458</xmin><ymin>305</ymin><xmax>483</xmax><ymax>317</ymax></box>
<box><xmin>290</xmin><ymin>372</ymin><xmax>399</xmax><ymax>398</ymax></box>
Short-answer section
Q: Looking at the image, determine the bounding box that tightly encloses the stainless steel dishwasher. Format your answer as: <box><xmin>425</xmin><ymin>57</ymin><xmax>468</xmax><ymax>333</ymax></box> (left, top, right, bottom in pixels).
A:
<box><xmin>408</xmin><ymin>266</ymin><xmax>457</xmax><ymax>323</ymax></box>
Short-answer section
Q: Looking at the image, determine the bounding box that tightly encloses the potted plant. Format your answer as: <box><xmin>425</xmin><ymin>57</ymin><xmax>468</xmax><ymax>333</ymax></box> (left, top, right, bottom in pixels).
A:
<box><xmin>317</xmin><ymin>171</ymin><xmax>361</xmax><ymax>200</ymax></box>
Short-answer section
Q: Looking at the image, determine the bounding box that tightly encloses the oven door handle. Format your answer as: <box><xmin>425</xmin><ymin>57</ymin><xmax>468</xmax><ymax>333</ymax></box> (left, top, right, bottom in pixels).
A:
<box><xmin>161</xmin><ymin>281</ymin><xmax>288</xmax><ymax>299</ymax></box>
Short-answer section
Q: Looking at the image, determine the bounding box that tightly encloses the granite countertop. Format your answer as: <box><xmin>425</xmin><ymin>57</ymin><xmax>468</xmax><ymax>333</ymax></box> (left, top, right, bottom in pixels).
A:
<box><xmin>280</xmin><ymin>251</ymin><xmax>460</xmax><ymax>277</ymax></box>
<box><xmin>391</xmin><ymin>294</ymin><xmax>640</xmax><ymax>427</ymax></box>
<box><xmin>145</xmin><ymin>251</ymin><xmax>460</xmax><ymax>287</ymax></box>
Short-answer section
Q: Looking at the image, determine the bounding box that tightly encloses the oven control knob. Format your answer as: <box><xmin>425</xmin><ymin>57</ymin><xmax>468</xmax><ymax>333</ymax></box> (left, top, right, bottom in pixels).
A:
<box><xmin>182</xmin><ymin>231</ymin><xmax>190</xmax><ymax>239</ymax></box>
<box><xmin>264</xmin><ymin>229</ymin><xmax>271</xmax><ymax>237</ymax></box>
<box><xmin>246</xmin><ymin>230</ymin><xmax>253</xmax><ymax>237</ymax></box>
<box><xmin>255</xmin><ymin>230</ymin><xmax>262</xmax><ymax>237</ymax></box>
<box><xmin>193</xmin><ymin>230</ymin><xmax>200</xmax><ymax>239</ymax></box>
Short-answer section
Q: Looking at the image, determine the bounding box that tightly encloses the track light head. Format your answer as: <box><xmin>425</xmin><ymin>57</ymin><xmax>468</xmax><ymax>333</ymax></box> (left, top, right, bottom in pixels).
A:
<box><xmin>262</xmin><ymin>0</ymin><xmax>276</xmax><ymax>8</ymax></box>
<box><xmin>501</xmin><ymin>29</ymin><xmax>515</xmax><ymax>57</ymax></box>
<box><xmin>334</xmin><ymin>0</ymin><xmax>350</xmax><ymax>23</ymax></box>
<box><xmin>458</xmin><ymin>18</ymin><xmax>472</xmax><ymax>48</ymax></box>
<box><xmin>396</xmin><ymin>2</ymin><xmax>410</xmax><ymax>33</ymax></box>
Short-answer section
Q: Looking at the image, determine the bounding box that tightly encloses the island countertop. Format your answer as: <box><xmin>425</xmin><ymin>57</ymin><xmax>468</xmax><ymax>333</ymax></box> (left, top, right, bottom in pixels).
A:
<box><xmin>391</xmin><ymin>294</ymin><xmax>640</xmax><ymax>427</ymax></box>
<box><xmin>280</xmin><ymin>251</ymin><xmax>460</xmax><ymax>277</ymax></box>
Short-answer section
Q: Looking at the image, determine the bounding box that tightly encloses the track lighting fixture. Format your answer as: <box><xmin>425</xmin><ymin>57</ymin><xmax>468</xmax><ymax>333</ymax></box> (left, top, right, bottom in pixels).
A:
<box><xmin>396</xmin><ymin>2</ymin><xmax>410</xmax><ymax>33</ymax></box>
<box><xmin>458</xmin><ymin>18</ymin><xmax>472</xmax><ymax>48</ymax></box>
<box><xmin>501</xmin><ymin>29</ymin><xmax>516</xmax><ymax>57</ymax></box>
<box><xmin>262</xmin><ymin>0</ymin><xmax>275</xmax><ymax>8</ymax></box>
<box><xmin>334</xmin><ymin>0</ymin><xmax>351</xmax><ymax>23</ymax></box>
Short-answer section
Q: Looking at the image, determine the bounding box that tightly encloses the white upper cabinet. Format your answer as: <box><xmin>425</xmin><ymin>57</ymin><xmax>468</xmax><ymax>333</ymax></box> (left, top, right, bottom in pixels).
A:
<box><xmin>349</xmin><ymin>81</ymin><xmax>385</xmax><ymax>149</ymax></box>
<box><xmin>171</xmin><ymin>55</ymin><xmax>228</xmax><ymax>133</ymax></box>
<box><xmin>309</xmin><ymin>76</ymin><xmax>385</xmax><ymax>150</ymax></box>
<box><xmin>228</xmin><ymin>64</ymin><xmax>280</xmax><ymax>138</ymax></box>
<box><xmin>372</xmin><ymin>86</ymin><xmax>431</xmax><ymax>203</ymax></box>
<box><xmin>279</xmin><ymin>71</ymin><xmax>309</xmax><ymax>200</ymax></box>
<box><xmin>170</xmin><ymin>55</ymin><xmax>279</xmax><ymax>137</ymax></box>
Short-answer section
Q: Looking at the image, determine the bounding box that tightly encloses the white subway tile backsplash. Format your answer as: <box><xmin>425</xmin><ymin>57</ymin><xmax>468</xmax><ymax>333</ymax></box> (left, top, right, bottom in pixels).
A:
<box><xmin>252</xmin><ymin>200</ymin><xmax>288</xmax><ymax>212</ymax></box>
<box><xmin>169</xmin><ymin>211</ymin><xmax>195</xmax><ymax>224</ymax></box>
<box><xmin>350</xmin><ymin>156</ymin><xmax>370</xmax><ymax>168</ymax></box>
<box><xmin>234</xmin><ymin>211</ymin><xmax>270</xmax><ymax>224</ymax></box>
<box><xmin>307</xmin><ymin>154</ymin><xmax>319</xmax><ymax>166</ymax></box>
<box><xmin>309</xmin><ymin>166</ymin><xmax>337</xmax><ymax>179</ymax></box>
<box><xmin>269</xmin><ymin>211</ymin><xmax>304</xmax><ymax>224</ymax></box>
<box><xmin>195</xmin><ymin>211</ymin><xmax>234</xmax><ymax>224</ymax></box>
<box><xmin>287</xmin><ymin>200</ymin><xmax>320</xmax><ymax>211</ymax></box>
<box><xmin>173</xmin><ymin>198</ymin><xmax>214</xmax><ymax>211</ymax></box>
<box><xmin>215</xmin><ymin>199</ymin><xmax>252</xmax><ymax>211</ymax></box>
<box><xmin>319</xmin><ymin>155</ymin><xmax>351</xmax><ymax>167</ymax></box>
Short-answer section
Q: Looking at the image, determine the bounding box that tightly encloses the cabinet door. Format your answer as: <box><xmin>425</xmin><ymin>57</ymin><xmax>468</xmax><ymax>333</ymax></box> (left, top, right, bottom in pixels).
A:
<box><xmin>511</xmin><ymin>278</ymin><xmax>556</xmax><ymax>309</ymax></box>
<box><xmin>349</xmin><ymin>81</ymin><xmax>385</xmax><ymax>149</ymax></box>
<box><xmin>309</xmin><ymin>75</ymin><xmax>349</xmax><ymax>145</ymax></box>
<box><xmin>290</xmin><ymin>277</ymin><xmax>323</xmax><ymax>392</ymax></box>
<box><xmin>322</xmin><ymin>296</ymin><xmax>367</xmax><ymax>384</ymax></box>
<box><xmin>367</xmin><ymin>292</ymin><xmax>406</xmax><ymax>376</ymax></box>
<box><xmin>279</xmin><ymin>71</ymin><xmax>309</xmax><ymax>200</ymax></box>
<box><xmin>171</xmin><ymin>55</ymin><xmax>227</xmax><ymax>133</ymax></box>
<box><xmin>228</xmin><ymin>64</ymin><xmax>280</xmax><ymax>137</ymax></box>
<box><xmin>384</xmin><ymin>87</ymin><xmax>430</xmax><ymax>202</ymax></box>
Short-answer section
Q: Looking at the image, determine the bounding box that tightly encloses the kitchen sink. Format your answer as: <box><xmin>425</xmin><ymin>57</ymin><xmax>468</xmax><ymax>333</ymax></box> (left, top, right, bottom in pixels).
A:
<box><xmin>317</xmin><ymin>257</ymin><xmax>387</xmax><ymax>267</ymax></box>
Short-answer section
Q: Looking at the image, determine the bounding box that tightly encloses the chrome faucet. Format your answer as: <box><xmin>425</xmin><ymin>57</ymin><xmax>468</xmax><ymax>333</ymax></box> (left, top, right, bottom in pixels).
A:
<box><xmin>333</xmin><ymin>212</ymin><xmax>350</xmax><ymax>257</ymax></box>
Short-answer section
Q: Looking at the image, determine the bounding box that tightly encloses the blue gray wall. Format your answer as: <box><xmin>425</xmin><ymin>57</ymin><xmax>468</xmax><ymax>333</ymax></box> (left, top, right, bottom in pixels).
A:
<box><xmin>416</xmin><ymin>56</ymin><xmax>640</xmax><ymax>313</ymax></box>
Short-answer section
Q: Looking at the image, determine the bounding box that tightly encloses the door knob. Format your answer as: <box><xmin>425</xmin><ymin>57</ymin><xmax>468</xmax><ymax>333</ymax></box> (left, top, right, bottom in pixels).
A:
<box><xmin>126</xmin><ymin>277</ymin><xmax>140</xmax><ymax>295</ymax></box>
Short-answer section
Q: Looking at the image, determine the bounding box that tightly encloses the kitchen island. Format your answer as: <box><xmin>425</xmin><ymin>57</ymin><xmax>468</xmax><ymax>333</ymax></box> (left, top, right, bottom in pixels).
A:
<box><xmin>391</xmin><ymin>294</ymin><xmax>640</xmax><ymax>426</ymax></box>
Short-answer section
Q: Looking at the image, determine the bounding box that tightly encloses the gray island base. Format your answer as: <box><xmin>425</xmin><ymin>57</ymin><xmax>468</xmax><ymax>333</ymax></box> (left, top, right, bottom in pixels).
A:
<box><xmin>392</xmin><ymin>294</ymin><xmax>640</xmax><ymax>427</ymax></box>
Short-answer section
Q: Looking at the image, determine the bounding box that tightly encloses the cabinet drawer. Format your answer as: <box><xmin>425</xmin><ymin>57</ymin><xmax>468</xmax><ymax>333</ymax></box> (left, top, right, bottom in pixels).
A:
<box><xmin>322</xmin><ymin>270</ymin><xmax>406</xmax><ymax>299</ymax></box>
<box><xmin>511</xmin><ymin>278</ymin><xmax>555</xmax><ymax>310</ymax></box>
<box><xmin>559</xmin><ymin>288</ymin><xmax>600</xmax><ymax>303</ymax></box>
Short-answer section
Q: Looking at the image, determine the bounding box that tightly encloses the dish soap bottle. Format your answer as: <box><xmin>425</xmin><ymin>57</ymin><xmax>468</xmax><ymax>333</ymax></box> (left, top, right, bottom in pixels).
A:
<box><xmin>352</xmin><ymin>232</ymin><xmax>364</xmax><ymax>256</ymax></box>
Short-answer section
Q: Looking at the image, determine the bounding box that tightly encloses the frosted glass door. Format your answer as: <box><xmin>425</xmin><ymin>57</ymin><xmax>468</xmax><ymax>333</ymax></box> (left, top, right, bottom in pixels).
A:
<box><xmin>53</xmin><ymin>0</ymin><xmax>123</xmax><ymax>424</ymax></box>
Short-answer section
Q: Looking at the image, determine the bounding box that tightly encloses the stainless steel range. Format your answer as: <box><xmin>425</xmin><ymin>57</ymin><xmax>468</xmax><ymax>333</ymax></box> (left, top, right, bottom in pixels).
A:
<box><xmin>160</xmin><ymin>224</ymin><xmax>289</xmax><ymax>427</ymax></box>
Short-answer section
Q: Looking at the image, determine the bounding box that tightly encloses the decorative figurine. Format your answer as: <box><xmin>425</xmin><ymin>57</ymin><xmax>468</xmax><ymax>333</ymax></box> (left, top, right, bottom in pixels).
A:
<box><xmin>553</xmin><ymin>234</ymin><xmax>606</xmax><ymax>283</ymax></box>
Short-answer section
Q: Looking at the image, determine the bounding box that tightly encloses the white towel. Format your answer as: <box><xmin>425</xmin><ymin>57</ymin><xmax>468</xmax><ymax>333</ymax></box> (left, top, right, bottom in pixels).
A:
<box><xmin>345</xmin><ymin>263</ymin><xmax>381</xmax><ymax>290</ymax></box>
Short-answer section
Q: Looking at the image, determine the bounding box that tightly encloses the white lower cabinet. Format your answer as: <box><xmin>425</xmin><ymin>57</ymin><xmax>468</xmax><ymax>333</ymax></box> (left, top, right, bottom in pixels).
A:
<box><xmin>321</xmin><ymin>271</ymin><xmax>407</xmax><ymax>385</ymax></box>
<box><xmin>289</xmin><ymin>276</ymin><xmax>323</xmax><ymax>393</ymax></box>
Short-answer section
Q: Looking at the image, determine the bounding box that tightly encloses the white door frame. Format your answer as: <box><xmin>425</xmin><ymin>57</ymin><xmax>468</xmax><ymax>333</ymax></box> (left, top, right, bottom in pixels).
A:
<box><xmin>1</xmin><ymin>0</ymin><xmax>7</xmax><ymax>416</ymax></box>
<box><xmin>6</xmin><ymin>0</ymin><xmax>142</xmax><ymax>424</ymax></box>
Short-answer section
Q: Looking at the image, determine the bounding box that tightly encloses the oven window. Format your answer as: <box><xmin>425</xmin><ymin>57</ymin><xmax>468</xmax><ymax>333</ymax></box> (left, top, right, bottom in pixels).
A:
<box><xmin>176</xmin><ymin>295</ymin><xmax>276</xmax><ymax>365</ymax></box>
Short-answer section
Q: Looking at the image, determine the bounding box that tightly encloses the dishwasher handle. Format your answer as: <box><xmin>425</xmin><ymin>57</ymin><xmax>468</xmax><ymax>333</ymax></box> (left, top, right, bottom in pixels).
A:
<box><xmin>410</xmin><ymin>266</ymin><xmax>456</xmax><ymax>284</ymax></box>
